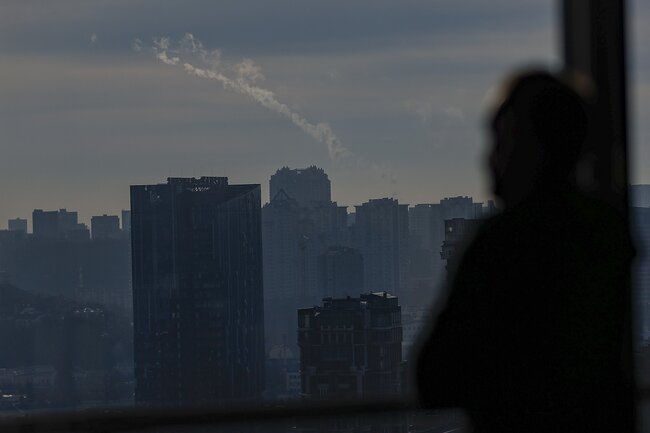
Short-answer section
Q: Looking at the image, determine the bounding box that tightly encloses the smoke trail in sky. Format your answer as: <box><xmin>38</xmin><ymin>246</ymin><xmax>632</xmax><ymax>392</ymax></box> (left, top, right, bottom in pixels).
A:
<box><xmin>138</xmin><ymin>33</ymin><xmax>398</xmax><ymax>196</ymax></box>
<box><xmin>145</xmin><ymin>33</ymin><xmax>351</xmax><ymax>163</ymax></box>
<box><xmin>132</xmin><ymin>38</ymin><xmax>143</xmax><ymax>52</ymax></box>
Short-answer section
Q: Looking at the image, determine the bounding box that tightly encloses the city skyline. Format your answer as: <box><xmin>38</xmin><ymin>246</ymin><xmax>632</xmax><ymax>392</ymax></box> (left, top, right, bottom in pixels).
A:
<box><xmin>7</xmin><ymin>179</ymin><xmax>650</xmax><ymax>233</ymax></box>
<box><xmin>1</xmin><ymin>172</ymin><xmax>649</xmax><ymax>408</ymax></box>
<box><xmin>2</xmin><ymin>170</ymin><xmax>493</xmax><ymax>232</ymax></box>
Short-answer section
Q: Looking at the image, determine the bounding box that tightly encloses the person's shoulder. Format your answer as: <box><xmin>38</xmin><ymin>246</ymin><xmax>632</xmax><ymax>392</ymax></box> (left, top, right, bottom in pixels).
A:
<box><xmin>568</xmin><ymin>191</ymin><xmax>635</xmax><ymax>259</ymax></box>
<box><xmin>447</xmin><ymin>213</ymin><xmax>510</xmax><ymax>275</ymax></box>
<box><xmin>469</xmin><ymin>210</ymin><xmax>525</xmax><ymax>247</ymax></box>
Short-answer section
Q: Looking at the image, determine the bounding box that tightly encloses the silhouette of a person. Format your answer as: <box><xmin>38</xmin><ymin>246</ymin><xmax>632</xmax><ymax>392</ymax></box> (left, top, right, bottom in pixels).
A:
<box><xmin>416</xmin><ymin>71</ymin><xmax>634</xmax><ymax>432</ymax></box>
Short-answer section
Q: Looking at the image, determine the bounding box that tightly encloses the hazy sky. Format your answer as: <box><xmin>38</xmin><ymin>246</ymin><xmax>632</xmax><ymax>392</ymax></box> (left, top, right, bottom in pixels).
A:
<box><xmin>0</xmin><ymin>1</ymin><xmax>647</xmax><ymax>228</ymax></box>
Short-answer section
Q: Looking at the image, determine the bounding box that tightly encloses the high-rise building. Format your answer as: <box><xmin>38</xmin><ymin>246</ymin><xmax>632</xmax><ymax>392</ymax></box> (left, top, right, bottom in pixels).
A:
<box><xmin>407</xmin><ymin>197</ymin><xmax>493</xmax><ymax>305</ymax></box>
<box><xmin>262</xmin><ymin>168</ymin><xmax>348</xmax><ymax>356</ymax></box>
<box><xmin>32</xmin><ymin>208</ymin><xmax>79</xmax><ymax>239</ymax></box>
<box><xmin>318</xmin><ymin>246</ymin><xmax>364</xmax><ymax>298</ymax></box>
<box><xmin>269</xmin><ymin>166</ymin><xmax>331</xmax><ymax>207</ymax></box>
<box><xmin>408</xmin><ymin>204</ymin><xmax>440</xmax><ymax>253</ymax></box>
<box><xmin>631</xmin><ymin>184</ymin><xmax>650</xmax><ymax>344</ymax></box>
<box><xmin>91</xmin><ymin>215</ymin><xmax>121</xmax><ymax>240</ymax></box>
<box><xmin>353</xmin><ymin>198</ymin><xmax>409</xmax><ymax>295</ymax></box>
<box><xmin>67</xmin><ymin>223</ymin><xmax>90</xmax><ymax>241</ymax></box>
<box><xmin>130</xmin><ymin>177</ymin><xmax>264</xmax><ymax>405</ymax></box>
<box><xmin>262</xmin><ymin>190</ymin><xmax>306</xmax><ymax>353</ymax></box>
<box><xmin>632</xmin><ymin>206</ymin><xmax>650</xmax><ymax>344</ymax></box>
<box><xmin>32</xmin><ymin>209</ymin><xmax>59</xmax><ymax>238</ymax></box>
<box><xmin>57</xmin><ymin>209</ymin><xmax>78</xmax><ymax>234</ymax></box>
<box><xmin>298</xmin><ymin>292</ymin><xmax>404</xmax><ymax>400</ymax></box>
<box><xmin>121</xmin><ymin>210</ymin><xmax>131</xmax><ymax>233</ymax></box>
<box><xmin>631</xmin><ymin>185</ymin><xmax>650</xmax><ymax>208</ymax></box>
<box><xmin>401</xmin><ymin>307</ymin><xmax>433</xmax><ymax>359</ymax></box>
<box><xmin>409</xmin><ymin>197</ymin><xmax>485</xmax><ymax>260</ymax></box>
<box><xmin>440</xmin><ymin>218</ymin><xmax>481</xmax><ymax>274</ymax></box>
<box><xmin>407</xmin><ymin>204</ymin><xmax>443</xmax><ymax>300</ymax></box>
<box><xmin>7</xmin><ymin>218</ymin><xmax>27</xmax><ymax>233</ymax></box>
<box><xmin>440</xmin><ymin>196</ymin><xmax>483</xmax><ymax>220</ymax></box>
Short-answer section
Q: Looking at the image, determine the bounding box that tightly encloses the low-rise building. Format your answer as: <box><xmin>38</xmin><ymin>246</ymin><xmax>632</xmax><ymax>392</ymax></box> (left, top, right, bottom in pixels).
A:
<box><xmin>298</xmin><ymin>292</ymin><xmax>404</xmax><ymax>400</ymax></box>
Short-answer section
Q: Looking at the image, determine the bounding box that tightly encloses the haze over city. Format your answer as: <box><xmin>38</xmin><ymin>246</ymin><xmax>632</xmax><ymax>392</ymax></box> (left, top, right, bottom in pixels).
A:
<box><xmin>1</xmin><ymin>0</ymin><xmax>561</xmax><ymax>225</ymax></box>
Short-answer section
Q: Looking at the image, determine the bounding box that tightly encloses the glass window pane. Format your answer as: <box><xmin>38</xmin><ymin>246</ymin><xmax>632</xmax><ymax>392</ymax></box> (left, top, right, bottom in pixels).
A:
<box><xmin>630</xmin><ymin>0</ymin><xmax>650</xmax><ymax>429</ymax></box>
<box><xmin>0</xmin><ymin>0</ymin><xmax>557</xmax><ymax>423</ymax></box>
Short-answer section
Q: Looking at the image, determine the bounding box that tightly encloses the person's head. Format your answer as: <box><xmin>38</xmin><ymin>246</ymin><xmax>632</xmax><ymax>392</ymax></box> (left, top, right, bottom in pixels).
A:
<box><xmin>488</xmin><ymin>70</ymin><xmax>588</xmax><ymax>207</ymax></box>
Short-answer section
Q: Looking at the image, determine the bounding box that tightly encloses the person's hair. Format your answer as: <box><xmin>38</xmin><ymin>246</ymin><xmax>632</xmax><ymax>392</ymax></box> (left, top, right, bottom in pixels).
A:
<box><xmin>496</xmin><ymin>71</ymin><xmax>589</xmax><ymax>179</ymax></box>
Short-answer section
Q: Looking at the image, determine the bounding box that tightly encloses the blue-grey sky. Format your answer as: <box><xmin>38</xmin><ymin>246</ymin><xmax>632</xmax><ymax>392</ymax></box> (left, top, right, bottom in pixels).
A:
<box><xmin>0</xmin><ymin>1</ymin><xmax>647</xmax><ymax>228</ymax></box>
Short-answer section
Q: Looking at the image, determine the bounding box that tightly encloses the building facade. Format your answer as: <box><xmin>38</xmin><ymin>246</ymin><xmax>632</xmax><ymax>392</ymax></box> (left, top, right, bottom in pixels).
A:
<box><xmin>631</xmin><ymin>185</ymin><xmax>650</xmax><ymax>209</ymax></box>
<box><xmin>632</xmin><ymin>206</ymin><xmax>650</xmax><ymax>344</ymax></box>
<box><xmin>440</xmin><ymin>218</ymin><xmax>481</xmax><ymax>274</ymax></box>
<box><xmin>262</xmin><ymin>168</ymin><xmax>348</xmax><ymax>356</ymax></box>
<box><xmin>318</xmin><ymin>246</ymin><xmax>363</xmax><ymax>298</ymax></box>
<box><xmin>407</xmin><ymin>197</ymin><xmax>494</xmax><ymax>306</ymax></box>
<box><xmin>121</xmin><ymin>210</ymin><xmax>132</xmax><ymax>234</ymax></box>
<box><xmin>353</xmin><ymin>199</ymin><xmax>409</xmax><ymax>296</ymax></box>
<box><xmin>32</xmin><ymin>208</ymin><xmax>87</xmax><ymax>240</ymax></box>
<box><xmin>131</xmin><ymin>177</ymin><xmax>264</xmax><ymax>405</ymax></box>
<box><xmin>7</xmin><ymin>218</ymin><xmax>27</xmax><ymax>233</ymax></box>
<box><xmin>91</xmin><ymin>214</ymin><xmax>121</xmax><ymax>240</ymax></box>
<box><xmin>298</xmin><ymin>292</ymin><xmax>404</xmax><ymax>400</ymax></box>
<box><xmin>262</xmin><ymin>190</ymin><xmax>306</xmax><ymax>353</ymax></box>
<box><xmin>0</xmin><ymin>226</ymin><xmax>130</xmax><ymax>314</ymax></box>
<box><xmin>269</xmin><ymin>166</ymin><xmax>331</xmax><ymax>208</ymax></box>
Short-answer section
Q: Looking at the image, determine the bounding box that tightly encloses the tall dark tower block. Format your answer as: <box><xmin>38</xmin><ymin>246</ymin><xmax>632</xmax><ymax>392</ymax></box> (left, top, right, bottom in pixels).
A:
<box><xmin>354</xmin><ymin>199</ymin><xmax>409</xmax><ymax>296</ymax></box>
<box><xmin>131</xmin><ymin>177</ymin><xmax>264</xmax><ymax>405</ymax></box>
<box><xmin>269</xmin><ymin>166</ymin><xmax>331</xmax><ymax>208</ymax></box>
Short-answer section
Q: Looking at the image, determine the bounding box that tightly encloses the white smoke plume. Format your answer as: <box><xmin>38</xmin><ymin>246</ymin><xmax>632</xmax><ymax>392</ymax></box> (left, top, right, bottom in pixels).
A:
<box><xmin>145</xmin><ymin>33</ymin><xmax>351</xmax><ymax>163</ymax></box>
<box><xmin>131</xmin><ymin>38</ymin><xmax>143</xmax><ymax>52</ymax></box>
